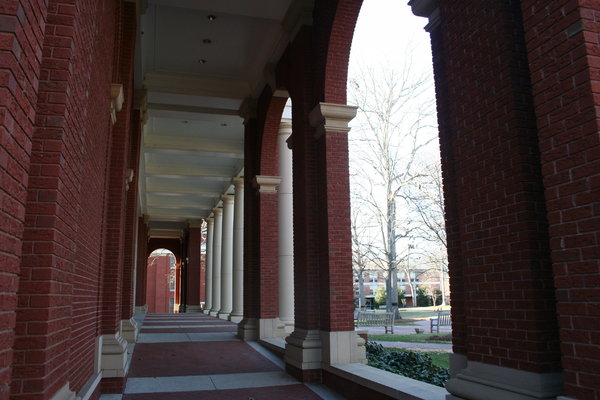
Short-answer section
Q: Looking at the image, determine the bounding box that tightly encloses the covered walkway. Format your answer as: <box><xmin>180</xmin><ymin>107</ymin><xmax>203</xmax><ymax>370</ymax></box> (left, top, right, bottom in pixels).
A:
<box><xmin>108</xmin><ymin>314</ymin><xmax>343</xmax><ymax>399</ymax></box>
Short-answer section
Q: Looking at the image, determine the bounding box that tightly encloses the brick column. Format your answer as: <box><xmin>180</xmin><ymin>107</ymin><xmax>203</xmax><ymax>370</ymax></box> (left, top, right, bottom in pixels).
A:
<box><xmin>411</xmin><ymin>1</ymin><xmax>563</xmax><ymax>399</ymax></box>
<box><xmin>204</xmin><ymin>217</ymin><xmax>214</xmax><ymax>313</ymax></box>
<box><xmin>186</xmin><ymin>221</ymin><xmax>203</xmax><ymax>312</ymax></box>
<box><xmin>135</xmin><ymin>216</ymin><xmax>149</xmax><ymax>314</ymax></box>
<box><xmin>520</xmin><ymin>1</ymin><xmax>600</xmax><ymax>398</ymax></box>
<box><xmin>121</xmin><ymin>110</ymin><xmax>142</xmax><ymax>343</ymax></box>
<box><xmin>285</xmin><ymin>103</ymin><xmax>365</xmax><ymax>376</ymax></box>
<box><xmin>237</xmin><ymin>176</ymin><xmax>282</xmax><ymax>340</ymax></box>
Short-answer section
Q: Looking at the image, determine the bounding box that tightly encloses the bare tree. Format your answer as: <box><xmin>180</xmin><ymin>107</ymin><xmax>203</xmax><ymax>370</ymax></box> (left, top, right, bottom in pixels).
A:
<box><xmin>405</xmin><ymin>161</ymin><xmax>448</xmax><ymax>305</ymax></box>
<box><xmin>351</xmin><ymin>207</ymin><xmax>371</xmax><ymax>309</ymax></box>
<box><xmin>349</xmin><ymin>56</ymin><xmax>436</xmax><ymax>314</ymax></box>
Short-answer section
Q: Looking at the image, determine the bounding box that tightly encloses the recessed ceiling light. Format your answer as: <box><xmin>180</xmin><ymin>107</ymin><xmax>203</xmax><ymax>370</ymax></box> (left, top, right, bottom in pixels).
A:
<box><xmin>182</xmin><ymin>120</ymin><xmax>189</xmax><ymax>124</ymax></box>
<box><xmin>198</xmin><ymin>59</ymin><xmax>207</xmax><ymax>64</ymax></box>
<box><xmin>220</xmin><ymin>123</ymin><xmax>227</xmax><ymax>127</ymax></box>
<box><xmin>207</xmin><ymin>15</ymin><xmax>216</xmax><ymax>21</ymax></box>
<box><xmin>202</xmin><ymin>38</ymin><xmax>212</xmax><ymax>44</ymax></box>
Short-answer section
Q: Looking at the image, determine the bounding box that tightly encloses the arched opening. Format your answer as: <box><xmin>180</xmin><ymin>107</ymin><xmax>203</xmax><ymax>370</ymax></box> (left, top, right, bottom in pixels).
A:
<box><xmin>145</xmin><ymin>249</ymin><xmax>177</xmax><ymax>313</ymax></box>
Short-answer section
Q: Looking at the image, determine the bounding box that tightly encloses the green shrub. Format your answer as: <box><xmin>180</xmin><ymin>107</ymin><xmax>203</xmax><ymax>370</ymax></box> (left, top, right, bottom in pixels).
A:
<box><xmin>365</xmin><ymin>342</ymin><xmax>449</xmax><ymax>387</ymax></box>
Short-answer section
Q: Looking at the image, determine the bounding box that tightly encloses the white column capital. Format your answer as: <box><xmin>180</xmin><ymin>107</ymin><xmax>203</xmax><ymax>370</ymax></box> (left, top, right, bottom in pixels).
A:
<box><xmin>232</xmin><ymin>177</ymin><xmax>244</xmax><ymax>189</ymax></box>
<box><xmin>278</xmin><ymin>118</ymin><xmax>293</xmax><ymax>135</ymax></box>
<box><xmin>253</xmin><ymin>175</ymin><xmax>281</xmax><ymax>194</ymax></box>
<box><xmin>212</xmin><ymin>207</ymin><xmax>223</xmax><ymax>216</ymax></box>
<box><xmin>221</xmin><ymin>194</ymin><xmax>235</xmax><ymax>204</ymax></box>
<box><xmin>309</xmin><ymin>102</ymin><xmax>357</xmax><ymax>139</ymax></box>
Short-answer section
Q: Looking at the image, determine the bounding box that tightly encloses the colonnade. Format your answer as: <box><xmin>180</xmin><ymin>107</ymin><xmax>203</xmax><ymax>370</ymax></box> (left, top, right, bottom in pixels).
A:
<box><xmin>204</xmin><ymin>119</ymin><xmax>294</xmax><ymax>328</ymax></box>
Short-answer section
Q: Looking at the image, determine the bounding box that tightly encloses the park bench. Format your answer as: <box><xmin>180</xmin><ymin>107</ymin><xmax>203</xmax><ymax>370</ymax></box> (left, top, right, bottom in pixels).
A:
<box><xmin>430</xmin><ymin>310</ymin><xmax>451</xmax><ymax>333</ymax></box>
<box><xmin>355</xmin><ymin>311</ymin><xmax>394</xmax><ymax>334</ymax></box>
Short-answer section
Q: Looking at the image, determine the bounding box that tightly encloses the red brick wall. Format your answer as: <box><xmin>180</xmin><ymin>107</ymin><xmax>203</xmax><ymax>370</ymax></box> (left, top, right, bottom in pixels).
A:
<box><xmin>12</xmin><ymin>0</ymin><xmax>118</xmax><ymax>397</ymax></box>
<box><xmin>0</xmin><ymin>1</ymin><xmax>48</xmax><ymax>396</ymax></box>
<box><xmin>146</xmin><ymin>255</ymin><xmax>171</xmax><ymax>314</ymax></box>
<box><xmin>135</xmin><ymin>218</ymin><xmax>148</xmax><ymax>308</ymax></box>
<box><xmin>433</xmin><ymin>1</ymin><xmax>561</xmax><ymax>373</ymax></box>
<box><xmin>521</xmin><ymin>1</ymin><xmax>600</xmax><ymax>397</ymax></box>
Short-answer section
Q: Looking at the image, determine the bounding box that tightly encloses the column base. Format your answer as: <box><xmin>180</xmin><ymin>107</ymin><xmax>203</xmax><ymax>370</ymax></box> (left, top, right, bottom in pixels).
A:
<box><xmin>280</xmin><ymin>318</ymin><xmax>295</xmax><ymax>334</ymax></box>
<box><xmin>218</xmin><ymin>311</ymin><xmax>231</xmax><ymax>320</ymax></box>
<box><xmin>237</xmin><ymin>318</ymin><xmax>258</xmax><ymax>341</ymax></box>
<box><xmin>445</xmin><ymin>359</ymin><xmax>563</xmax><ymax>400</ymax></box>
<box><xmin>229</xmin><ymin>313</ymin><xmax>243</xmax><ymax>323</ymax></box>
<box><xmin>121</xmin><ymin>318</ymin><xmax>138</xmax><ymax>343</ymax></box>
<box><xmin>320</xmin><ymin>330</ymin><xmax>366</xmax><ymax>365</ymax></box>
<box><xmin>285</xmin><ymin>328</ymin><xmax>322</xmax><ymax>371</ymax></box>
<box><xmin>50</xmin><ymin>383</ymin><xmax>76</xmax><ymax>400</ymax></box>
<box><xmin>209</xmin><ymin>310</ymin><xmax>219</xmax><ymax>317</ymax></box>
<box><xmin>258</xmin><ymin>318</ymin><xmax>287</xmax><ymax>339</ymax></box>
<box><xmin>186</xmin><ymin>305</ymin><xmax>202</xmax><ymax>313</ymax></box>
<box><xmin>134</xmin><ymin>305</ymin><xmax>148</xmax><ymax>314</ymax></box>
<box><xmin>100</xmin><ymin>331</ymin><xmax>130</xmax><ymax>378</ymax></box>
<box><xmin>203</xmin><ymin>308</ymin><xmax>211</xmax><ymax>314</ymax></box>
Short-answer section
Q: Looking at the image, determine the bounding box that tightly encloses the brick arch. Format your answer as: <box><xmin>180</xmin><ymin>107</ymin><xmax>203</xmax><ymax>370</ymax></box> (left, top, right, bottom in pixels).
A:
<box><xmin>258</xmin><ymin>91</ymin><xmax>288</xmax><ymax>176</ymax></box>
<box><xmin>147</xmin><ymin>239</ymin><xmax>181</xmax><ymax>264</ymax></box>
<box><xmin>314</xmin><ymin>0</ymin><xmax>363</xmax><ymax>104</ymax></box>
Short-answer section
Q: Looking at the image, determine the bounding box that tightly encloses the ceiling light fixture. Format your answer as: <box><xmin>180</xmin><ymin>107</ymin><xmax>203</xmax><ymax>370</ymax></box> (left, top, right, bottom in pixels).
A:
<box><xmin>198</xmin><ymin>59</ymin><xmax>207</xmax><ymax>64</ymax></box>
<box><xmin>220</xmin><ymin>123</ymin><xmax>227</xmax><ymax>127</ymax></box>
<box><xmin>202</xmin><ymin>38</ymin><xmax>212</xmax><ymax>44</ymax></box>
<box><xmin>207</xmin><ymin>15</ymin><xmax>216</xmax><ymax>21</ymax></box>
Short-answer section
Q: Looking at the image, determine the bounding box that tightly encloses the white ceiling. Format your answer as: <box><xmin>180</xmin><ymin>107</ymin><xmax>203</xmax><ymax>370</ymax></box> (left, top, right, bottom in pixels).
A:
<box><xmin>136</xmin><ymin>0</ymin><xmax>298</xmax><ymax>237</ymax></box>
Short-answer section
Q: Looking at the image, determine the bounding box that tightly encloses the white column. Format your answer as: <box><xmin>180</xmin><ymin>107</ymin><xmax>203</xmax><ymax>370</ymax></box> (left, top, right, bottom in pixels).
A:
<box><xmin>204</xmin><ymin>217</ymin><xmax>214</xmax><ymax>313</ymax></box>
<box><xmin>209</xmin><ymin>208</ymin><xmax>223</xmax><ymax>316</ymax></box>
<box><xmin>278</xmin><ymin>119</ymin><xmax>294</xmax><ymax>330</ymax></box>
<box><xmin>218</xmin><ymin>195</ymin><xmax>234</xmax><ymax>319</ymax></box>
<box><xmin>229</xmin><ymin>178</ymin><xmax>244</xmax><ymax>323</ymax></box>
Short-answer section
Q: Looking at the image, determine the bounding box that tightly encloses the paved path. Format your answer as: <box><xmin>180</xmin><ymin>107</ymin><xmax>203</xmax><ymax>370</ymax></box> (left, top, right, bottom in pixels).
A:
<box><xmin>101</xmin><ymin>313</ymin><xmax>346</xmax><ymax>400</ymax></box>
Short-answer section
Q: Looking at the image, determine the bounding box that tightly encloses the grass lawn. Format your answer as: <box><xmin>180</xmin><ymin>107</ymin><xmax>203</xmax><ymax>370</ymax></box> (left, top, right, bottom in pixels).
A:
<box><xmin>389</xmin><ymin>349</ymin><xmax>450</xmax><ymax>369</ymax></box>
<box><xmin>369</xmin><ymin>333</ymin><xmax>451</xmax><ymax>344</ymax></box>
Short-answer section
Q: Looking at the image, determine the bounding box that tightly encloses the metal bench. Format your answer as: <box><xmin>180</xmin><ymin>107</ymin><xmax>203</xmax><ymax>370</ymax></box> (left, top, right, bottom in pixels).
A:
<box><xmin>355</xmin><ymin>311</ymin><xmax>394</xmax><ymax>334</ymax></box>
<box><xmin>430</xmin><ymin>311</ymin><xmax>451</xmax><ymax>333</ymax></box>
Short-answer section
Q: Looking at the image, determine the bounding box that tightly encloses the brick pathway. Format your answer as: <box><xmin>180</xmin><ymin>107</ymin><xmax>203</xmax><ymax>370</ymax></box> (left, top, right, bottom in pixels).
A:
<box><xmin>101</xmin><ymin>313</ymin><xmax>345</xmax><ymax>400</ymax></box>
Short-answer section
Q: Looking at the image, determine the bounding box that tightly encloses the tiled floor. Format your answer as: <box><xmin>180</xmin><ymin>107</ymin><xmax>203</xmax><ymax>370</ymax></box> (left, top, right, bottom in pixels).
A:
<box><xmin>102</xmin><ymin>313</ymin><xmax>345</xmax><ymax>400</ymax></box>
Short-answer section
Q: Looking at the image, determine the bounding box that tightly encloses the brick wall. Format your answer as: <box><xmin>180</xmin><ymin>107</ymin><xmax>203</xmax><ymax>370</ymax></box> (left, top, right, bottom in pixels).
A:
<box><xmin>134</xmin><ymin>217</ymin><xmax>148</xmax><ymax>308</ymax></box>
<box><xmin>521</xmin><ymin>1</ymin><xmax>600</xmax><ymax>397</ymax></box>
<box><xmin>12</xmin><ymin>0</ymin><xmax>117</xmax><ymax>397</ymax></box>
<box><xmin>0</xmin><ymin>1</ymin><xmax>47</xmax><ymax>397</ymax></box>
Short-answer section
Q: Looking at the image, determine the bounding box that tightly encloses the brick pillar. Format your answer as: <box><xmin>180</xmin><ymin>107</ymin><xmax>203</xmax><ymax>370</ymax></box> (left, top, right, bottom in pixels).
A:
<box><xmin>121</xmin><ymin>110</ymin><xmax>142</xmax><ymax>343</ymax></box>
<box><xmin>186</xmin><ymin>221</ymin><xmax>202</xmax><ymax>312</ymax></box>
<box><xmin>135</xmin><ymin>217</ymin><xmax>149</xmax><ymax>313</ymax></box>
<box><xmin>237</xmin><ymin>176</ymin><xmax>281</xmax><ymax>340</ymax></box>
<box><xmin>412</xmin><ymin>1</ymin><xmax>563</xmax><ymax>399</ymax></box>
<box><xmin>520</xmin><ymin>1</ymin><xmax>600</xmax><ymax>398</ymax></box>
<box><xmin>99</xmin><ymin>2</ymin><xmax>136</xmax><ymax>393</ymax></box>
<box><xmin>0</xmin><ymin>0</ymin><xmax>48</xmax><ymax>397</ymax></box>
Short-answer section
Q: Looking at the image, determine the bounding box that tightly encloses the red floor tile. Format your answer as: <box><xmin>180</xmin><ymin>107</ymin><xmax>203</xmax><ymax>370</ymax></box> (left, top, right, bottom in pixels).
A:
<box><xmin>123</xmin><ymin>384</ymin><xmax>323</xmax><ymax>400</ymax></box>
<box><xmin>129</xmin><ymin>342</ymin><xmax>280</xmax><ymax>377</ymax></box>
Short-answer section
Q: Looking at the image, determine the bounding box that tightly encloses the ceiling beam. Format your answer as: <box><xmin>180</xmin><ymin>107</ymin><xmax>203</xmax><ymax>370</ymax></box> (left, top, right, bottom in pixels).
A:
<box><xmin>144</xmin><ymin>72</ymin><xmax>251</xmax><ymax>99</ymax></box>
<box><xmin>147</xmin><ymin>102</ymin><xmax>240</xmax><ymax>116</ymax></box>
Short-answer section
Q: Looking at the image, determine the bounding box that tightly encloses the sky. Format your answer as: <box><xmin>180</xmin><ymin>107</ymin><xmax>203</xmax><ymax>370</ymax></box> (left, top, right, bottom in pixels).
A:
<box><xmin>349</xmin><ymin>0</ymin><xmax>434</xmax><ymax>82</ymax></box>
